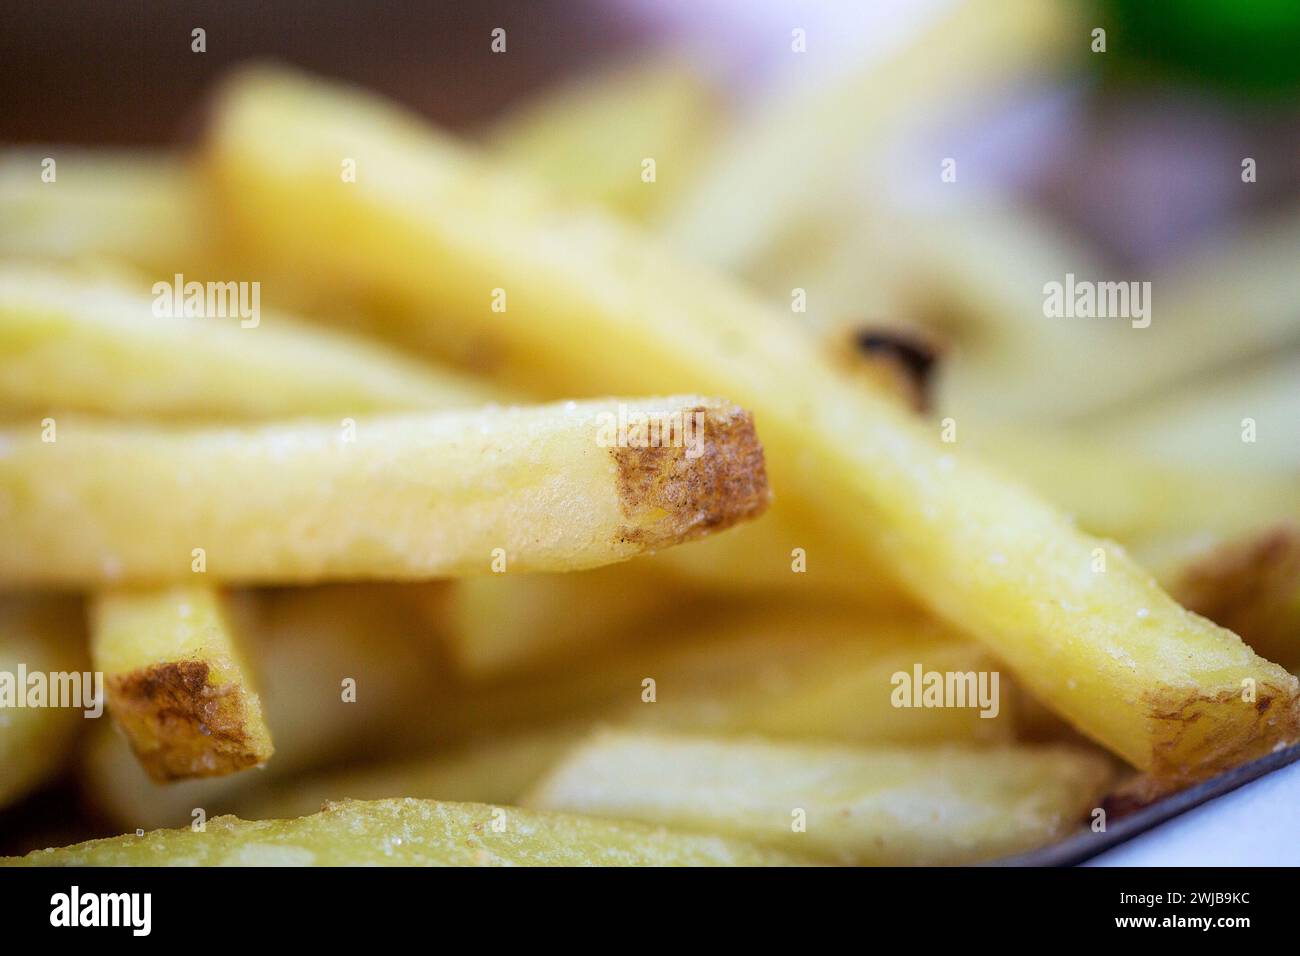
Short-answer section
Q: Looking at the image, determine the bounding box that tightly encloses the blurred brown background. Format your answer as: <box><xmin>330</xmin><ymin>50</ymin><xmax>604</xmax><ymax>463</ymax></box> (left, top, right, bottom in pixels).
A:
<box><xmin>4</xmin><ymin>0</ymin><xmax>1298</xmax><ymax>267</ymax></box>
<box><xmin>0</xmin><ymin>0</ymin><xmax>635</xmax><ymax>143</ymax></box>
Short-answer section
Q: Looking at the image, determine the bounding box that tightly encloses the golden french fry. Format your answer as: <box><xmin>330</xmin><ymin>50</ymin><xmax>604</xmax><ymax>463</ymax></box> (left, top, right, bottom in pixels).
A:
<box><xmin>7</xmin><ymin>797</ymin><xmax>806</xmax><ymax>866</ymax></box>
<box><xmin>829</xmin><ymin>324</ymin><xmax>1299</xmax><ymax>550</ymax></box>
<box><xmin>204</xmin><ymin>66</ymin><xmax>1299</xmax><ymax>783</ymax></box>
<box><xmin>970</xmin><ymin>433</ymin><xmax>1300</xmax><ymax>669</ymax></box>
<box><xmin>89</xmin><ymin>587</ymin><xmax>272</xmax><ymax>781</ymax></box>
<box><xmin>0</xmin><ymin>264</ymin><xmax>494</xmax><ymax>419</ymax></box>
<box><xmin>524</xmin><ymin>730</ymin><xmax>1114</xmax><ymax>865</ymax></box>
<box><xmin>244</xmin><ymin>601</ymin><xmax>1020</xmax><ymax>820</ymax></box>
<box><xmin>0</xmin><ymin>270</ymin><xmax>872</xmax><ymax>600</ymax></box>
<box><xmin>834</xmin><ymin>200</ymin><xmax>1300</xmax><ymax>425</ymax></box>
<box><xmin>441</xmin><ymin>553</ymin><xmax>901</xmax><ymax>681</ymax></box>
<box><xmin>0</xmin><ymin>150</ymin><xmax>207</xmax><ymax>275</ymax></box>
<box><xmin>203</xmin><ymin>69</ymin><xmax>902</xmax><ymax>603</ymax></box>
<box><xmin>1085</xmin><ymin>355</ymin><xmax>1300</xmax><ymax>471</ymax></box>
<box><xmin>441</xmin><ymin>563</ymin><xmax>699</xmax><ymax>677</ymax></box>
<box><xmin>629</xmin><ymin>504</ymin><xmax>899</xmax><ymax>599</ymax></box>
<box><xmin>0</xmin><ymin>397</ymin><xmax>768</xmax><ymax>585</ymax></box>
<box><xmin>695</xmin><ymin>618</ymin><xmax>1016</xmax><ymax>745</ymax></box>
<box><xmin>968</xmin><ymin>428</ymin><xmax>1300</xmax><ymax>548</ymax></box>
<box><xmin>423</xmin><ymin>605</ymin><xmax>1017</xmax><ymax>746</ymax></box>
<box><xmin>790</xmin><ymin>201</ymin><xmax>1125</xmax><ymax>424</ymax></box>
<box><xmin>0</xmin><ymin>597</ymin><xmax>89</xmax><ymax>809</ymax></box>
<box><xmin>611</xmin><ymin>606</ymin><xmax>1016</xmax><ymax>745</ymax></box>
<box><xmin>486</xmin><ymin>55</ymin><xmax>719</xmax><ymax>221</ymax></box>
<box><xmin>83</xmin><ymin>584</ymin><xmax>450</xmax><ymax>830</ymax></box>
<box><xmin>765</xmin><ymin>194</ymin><xmax>1300</xmax><ymax>425</ymax></box>
<box><xmin>238</xmin><ymin>727</ymin><xmax>585</xmax><ymax>821</ymax></box>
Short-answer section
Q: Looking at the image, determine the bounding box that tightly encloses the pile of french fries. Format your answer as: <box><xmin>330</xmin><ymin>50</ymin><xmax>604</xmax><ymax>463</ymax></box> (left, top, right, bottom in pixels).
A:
<box><xmin>3</xmin><ymin>0</ymin><xmax>1299</xmax><ymax>867</ymax></box>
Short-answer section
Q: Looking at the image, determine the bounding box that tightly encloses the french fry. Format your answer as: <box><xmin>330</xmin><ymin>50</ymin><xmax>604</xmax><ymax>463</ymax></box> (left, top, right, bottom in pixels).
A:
<box><xmin>1084</xmin><ymin>355</ymin><xmax>1300</xmax><ymax>471</ymax></box>
<box><xmin>250</xmin><ymin>584</ymin><xmax>452</xmax><ymax>760</ymax></box>
<box><xmin>0</xmin><ymin>397</ymin><xmax>769</xmax><ymax>585</ymax></box>
<box><xmin>0</xmin><ymin>146</ymin><xmax>424</xmax><ymax>342</ymax></box>
<box><xmin>1027</xmin><ymin>206</ymin><xmax>1300</xmax><ymax>422</ymax></box>
<box><xmin>7</xmin><ymin>797</ymin><xmax>805</xmax><ymax>867</ymax></box>
<box><xmin>442</xmin><ymin>555</ymin><xmax>902</xmax><ymax>681</ymax></box>
<box><xmin>205</xmin><ymin>67</ymin><xmax>1300</xmax><ymax>783</ymax></box>
<box><xmin>421</xmin><ymin>605</ymin><xmax>1016</xmax><ymax>746</ymax></box>
<box><xmin>1162</xmin><ymin>526</ymin><xmax>1300</xmax><ymax>672</ymax></box>
<box><xmin>0</xmin><ymin>597</ymin><xmax>89</xmax><ymax>809</ymax></box>
<box><xmin>763</xmin><ymin>194</ymin><xmax>1300</xmax><ymax>425</ymax></box>
<box><xmin>1134</xmin><ymin>210</ymin><xmax>1300</xmax><ymax>408</ymax></box>
<box><xmin>486</xmin><ymin>55</ymin><xmax>719</xmax><ymax>221</ymax></box>
<box><xmin>0</xmin><ymin>264</ymin><xmax>495</xmax><ymax>419</ymax></box>
<box><xmin>524</xmin><ymin>730</ymin><xmax>1114</xmax><ymax>865</ymax></box>
<box><xmin>0</xmin><ymin>150</ymin><xmax>207</xmax><ymax>276</ymax></box>
<box><xmin>789</xmin><ymin>201</ymin><xmax>1122</xmax><ymax>424</ymax></box>
<box><xmin>967</xmin><ymin>427</ymin><xmax>1300</xmax><ymax>548</ymax></box>
<box><xmin>202</xmin><ymin>69</ymin><xmax>902</xmax><ymax>603</ymax></box>
<box><xmin>830</xmin><ymin>325</ymin><xmax>1299</xmax><ymax>550</ymax></box>
<box><xmin>90</xmin><ymin>587</ymin><xmax>272</xmax><ymax>781</ymax></box>
<box><xmin>83</xmin><ymin>584</ymin><xmax>452</xmax><ymax>830</ymax></box>
<box><xmin>754</xmin><ymin>191</ymin><xmax>1300</xmax><ymax>426</ymax></box>
<box><xmin>687</xmin><ymin>616</ymin><xmax>1016</xmax><ymax>745</ymax></box>
<box><xmin>238</xmin><ymin>727</ymin><xmax>585</xmax><ymax>821</ymax></box>
<box><xmin>244</xmin><ymin>602</ymin><xmax>1020</xmax><ymax>819</ymax></box>
<box><xmin>613</xmin><ymin>500</ymin><xmax>899</xmax><ymax>600</ymax></box>
<box><xmin>440</xmin><ymin>564</ymin><xmax>702</xmax><ymax>677</ymax></box>
<box><xmin>5</xmin><ymin>278</ymin><xmax>875</xmax><ymax>603</ymax></box>
<box><xmin>613</xmin><ymin>606</ymin><xmax>1016</xmax><ymax>745</ymax></box>
<box><xmin>661</xmin><ymin>0</ymin><xmax>1078</xmax><ymax>271</ymax></box>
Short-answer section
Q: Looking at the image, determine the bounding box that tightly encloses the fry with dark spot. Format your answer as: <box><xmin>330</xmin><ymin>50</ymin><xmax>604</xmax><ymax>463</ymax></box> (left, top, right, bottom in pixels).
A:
<box><xmin>613</xmin><ymin>404</ymin><xmax>770</xmax><ymax>550</ymax></box>
<box><xmin>90</xmin><ymin>587</ymin><xmax>273</xmax><ymax>781</ymax></box>
<box><xmin>0</xmin><ymin>397</ymin><xmax>771</xmax><ymax>584</ymax></box>
<box><xmin>838</xmin><ymin>325</ymin><xmax>945</xmax><ymax>412</ymax></box>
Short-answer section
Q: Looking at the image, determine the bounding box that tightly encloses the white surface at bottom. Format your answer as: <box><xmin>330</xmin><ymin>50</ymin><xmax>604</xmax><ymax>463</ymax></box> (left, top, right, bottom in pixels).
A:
<box><xmin>1087</xmin><ymin>758</ymin><xmax>1300</xmax><ymax>866</ymax></box>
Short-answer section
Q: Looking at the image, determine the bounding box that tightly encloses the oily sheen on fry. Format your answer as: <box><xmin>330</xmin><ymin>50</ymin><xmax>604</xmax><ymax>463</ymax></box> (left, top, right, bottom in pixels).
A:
<box><xmin>0</xmin><ymin>397</ymin><xmax>769</xmax><ymax>585</ymax></box>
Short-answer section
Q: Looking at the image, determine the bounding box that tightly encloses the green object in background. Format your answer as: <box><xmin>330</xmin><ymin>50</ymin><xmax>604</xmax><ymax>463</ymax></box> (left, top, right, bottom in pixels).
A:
<box><xmin>1100</xmin><ymin>0</ymin><xmax>1300</xmax><ymax>98</ymax></box>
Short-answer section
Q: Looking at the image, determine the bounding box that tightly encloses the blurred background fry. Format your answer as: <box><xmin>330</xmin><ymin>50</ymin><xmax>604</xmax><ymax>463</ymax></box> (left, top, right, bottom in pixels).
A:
<box><xmin>1</xmin><ymin>0</ymin><xmax>1298</xmax><ymax>865</ymax></box>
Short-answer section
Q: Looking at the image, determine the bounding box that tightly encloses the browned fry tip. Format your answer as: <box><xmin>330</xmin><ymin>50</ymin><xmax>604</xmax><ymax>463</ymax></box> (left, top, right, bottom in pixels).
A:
<box><xmin>107</xmin><ymin>660</ymin><xmax>272</xmax><ymax>782</ymax></box>
<box><xmin>613</xmin><ymin>403</ymin><xmax>770</xmax><ymax>551</ymax></box>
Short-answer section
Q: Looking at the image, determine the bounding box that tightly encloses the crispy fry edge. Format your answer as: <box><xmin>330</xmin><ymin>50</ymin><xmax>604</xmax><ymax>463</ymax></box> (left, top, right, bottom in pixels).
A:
<box><xmin>613</xmin><ymin>403</ymin><xmax>770</xmax><ymax>549</ymax></box>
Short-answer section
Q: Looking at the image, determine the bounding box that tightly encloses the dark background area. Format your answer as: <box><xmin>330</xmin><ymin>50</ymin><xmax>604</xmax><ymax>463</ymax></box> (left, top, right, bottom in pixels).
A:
<box><xmin>0</xmin><ymin>0</ymin><xmax>636</xmax><ymax>144</ymax></box>
<box><xmin>4</xmin><ymin>0</ymin><xmax>1298</xmax><ymax>267</ymax></box>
